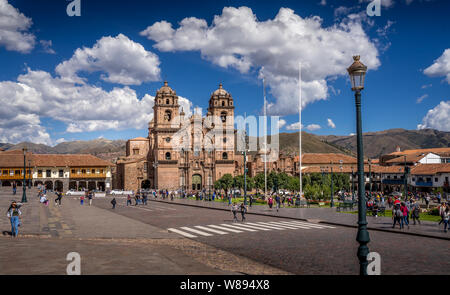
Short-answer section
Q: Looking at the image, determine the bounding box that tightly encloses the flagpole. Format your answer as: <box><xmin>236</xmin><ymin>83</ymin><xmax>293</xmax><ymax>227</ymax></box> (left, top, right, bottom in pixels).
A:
<box><xmin>299</xmin><ymin>62</ymin><xmax>303</xmax><ymax>199</ymax></box>
<box><xmin>263</xmin><ymin>76</ymin><xmax>267</xmax><ymax>200</ymax></box>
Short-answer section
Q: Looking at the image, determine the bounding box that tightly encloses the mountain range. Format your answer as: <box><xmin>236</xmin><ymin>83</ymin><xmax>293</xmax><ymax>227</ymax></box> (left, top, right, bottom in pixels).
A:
<box><xmin>1</xmin><ymin>128</ymin><xmax>448</xmax><ymax>162</ymax></box>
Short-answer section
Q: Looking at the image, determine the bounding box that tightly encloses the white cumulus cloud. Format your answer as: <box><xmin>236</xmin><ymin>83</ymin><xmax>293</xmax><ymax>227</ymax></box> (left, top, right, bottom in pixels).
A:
<box><xmin>56</xmin><ymin>34</ymin><xmax>161</xmax><ymax>85</ymax></box>
<box><xmin>417</xmin><ymin>101</ymin><xmax>450</xmax><ymax>131</ymax></box>
<box><xmin>327</xmin><ymin>118</ymin><xmax>336</xmax><ymax>128</ymax></box>
<box><xmin>141</xmin><ymin>6</ymin><xmax>380</xmax><ymax>116</ymax></box>
<box><xmin>424</xmin><ymin>49</ymin><xmax>450</xmax><ymax>84</ymax></box>
<box><xmin>0</xmin><ymin>0</ymin><xmax>35</xmax><ymax>53</ymax></box>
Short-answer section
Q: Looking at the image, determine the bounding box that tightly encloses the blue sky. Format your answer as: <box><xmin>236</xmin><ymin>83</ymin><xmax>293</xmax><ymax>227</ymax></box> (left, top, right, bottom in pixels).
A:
<box><xmin>0</xmin><ymin>0</ymin><xmax>449</xmax><ymax>145</ymax></box>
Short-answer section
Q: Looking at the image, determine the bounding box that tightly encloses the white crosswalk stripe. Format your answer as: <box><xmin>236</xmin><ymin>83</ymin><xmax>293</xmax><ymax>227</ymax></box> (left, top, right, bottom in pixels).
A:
<box><xmin>207</xmin><ymin>224</ymin><xmax>243</xmax><ymax>233</ymax></box>
<box><xmin>244</xmin><ymin>223</ymin><xmax>286</xmax><ymax>230</ymax></box>
<box><xmin>255</xmin><ymin>221</ymin><xmax>310</xmax><ymax>230</ymax></box>
<box><xmin>237</xmin><ymin>223</ymin><xmax>271</xmax><ymax>231</ymax></box>
<box><xmin>220</xmin><ymin>223</ymin><xmax>258</xmax><ymax>232</ymax></box>
<box><xmin>167</xmin><ymin>220</ymin><xmax>335</xmax><ymax>239</ymax></box>
<box><xmin>180</xmin><ymin>227</ymin><xmax>213</xmax><ymax>236</ymax></box>
<box><xmin>279</xmin><ymin>221</ymin><xmax>336</xmax><ymax>229</ymax></box>
<box><xmin>167</xmin><ymin>228</ymin><xmax>197</xmax><ymax>238</ymax></box>
<box><xmin>194</xmin><ymin>226</ymin><xmax>228</xmax><ymax>235</ymax></box>
<box><xmin>264</xmin><ymin>221</ymin><xmax>315</xmax><ymax>229</ymax></box>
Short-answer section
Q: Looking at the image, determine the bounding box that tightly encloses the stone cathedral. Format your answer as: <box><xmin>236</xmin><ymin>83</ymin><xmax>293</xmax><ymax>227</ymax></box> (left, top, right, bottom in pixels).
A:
<box><xmin>115</xmin><ymin>81</ymin><xmax>241</xmax><ymax>191</ymax></box>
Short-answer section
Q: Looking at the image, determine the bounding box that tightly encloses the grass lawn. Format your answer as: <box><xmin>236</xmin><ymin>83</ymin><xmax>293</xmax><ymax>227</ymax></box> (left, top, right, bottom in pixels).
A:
<box><xmin>339</xmin><ymin>210</ymin><xmax>441</xmax><ymax>222</ymax></box>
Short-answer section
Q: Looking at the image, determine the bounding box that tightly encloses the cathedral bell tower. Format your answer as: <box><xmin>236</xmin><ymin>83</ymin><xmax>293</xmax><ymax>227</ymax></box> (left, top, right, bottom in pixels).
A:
<box><xmin>151</xmin><ymin>81</ymin><xmax>181</xmax><ymax>190</ymax></box>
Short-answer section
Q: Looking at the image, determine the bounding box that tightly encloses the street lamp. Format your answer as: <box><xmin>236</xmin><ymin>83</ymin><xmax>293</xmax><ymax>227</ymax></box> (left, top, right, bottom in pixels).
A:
<box><xmin>368</xmin><ymin>158</ymin><xmax>372</xmax><ymax>199</ymax></box>
<box><xmin>21</xmin><ymin>147</ymin><xmax>27</xmax><ymax>203</ymax></box>
<box><xmin>28</xmin><ymin>159</ymin><xmax>32</xmax><ymax>189</ymax></box>
<box><xmin>347</xmin><ymin>55</ymin><xmax>370</xmax><ymax>275</ymax></box>
<box><xmin>330</xmin><ymin>162</ymin><xmax>334</xmax><ymax>208</ymax></box>
<box><xmin>320</xmin><ymin>166</ymin><xmax>325</xmax><ymax>201</ymax></box>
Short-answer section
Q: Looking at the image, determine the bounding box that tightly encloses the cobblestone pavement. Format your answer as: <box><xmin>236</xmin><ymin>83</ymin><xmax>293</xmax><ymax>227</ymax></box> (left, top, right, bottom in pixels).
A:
<box><xmin>93</xmin><ymin>198</ymin><xmax>450</xmax><ymax>275</ymax></box>
<box><xmin>145</xmin><ymin>197</ymin><xmax>449</xmax><ymax>239</ymax></box>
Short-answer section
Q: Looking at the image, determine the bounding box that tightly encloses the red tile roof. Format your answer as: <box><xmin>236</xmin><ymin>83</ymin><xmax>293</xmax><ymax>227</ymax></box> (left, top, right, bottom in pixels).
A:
<box><xmin>0</xmin><ymin>152</ymin><xmax>112</xmax><ymax>168</ymax></box>
<box><xmin>410</xmin><ymin>163</ymin><xmax>450</xmax><ymax>175</ymax></box>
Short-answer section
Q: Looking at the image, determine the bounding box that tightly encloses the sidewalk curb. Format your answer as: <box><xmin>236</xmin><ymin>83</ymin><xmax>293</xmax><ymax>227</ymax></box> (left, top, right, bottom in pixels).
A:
<box><xmin>149</xmin><ymin>199</ymin><xmax>450</xmax><ymax>241</ymax></box>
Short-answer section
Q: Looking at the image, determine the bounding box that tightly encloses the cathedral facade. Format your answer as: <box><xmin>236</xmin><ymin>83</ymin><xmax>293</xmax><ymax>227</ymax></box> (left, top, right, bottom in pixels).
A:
<box><xmin>116</xmin><ymin>81</ymin><xmax>240</xmax><ymax>192</ymax></box>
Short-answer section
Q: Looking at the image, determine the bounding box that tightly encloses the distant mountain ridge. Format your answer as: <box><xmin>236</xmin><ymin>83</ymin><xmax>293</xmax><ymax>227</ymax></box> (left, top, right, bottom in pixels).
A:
<box><xmin>319</xmin><ymin>128</ymin><xmax>450</xmax><ymax>158</ymax></box>
<box><xmin>1</xmin><ymin>128</ymin><xmax>448</xmax><ymax>162</ymax></box>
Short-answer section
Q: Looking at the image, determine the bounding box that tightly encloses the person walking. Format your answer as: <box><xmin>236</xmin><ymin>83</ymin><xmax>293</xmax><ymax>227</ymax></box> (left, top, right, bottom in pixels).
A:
<box><xmin>80</xmin><ymin>195</ymin><xmax>85</xmax><ymax>206</ymax></box>
<box><xmin>231</xmin><ymin>203</ymin><xmax>239</xmax><ymax>223</ymax></box>
<box><xmin>411</xmin><ymin>199</ymin><xmax>421</xmax><ymax>225</ymax></box>
<box><xmin>6</xmin><ymin>201</ymin><xmax>22</xmax><ymax>237</ymax></box>
<box><xmin>127</xmin><ymin>194</ymin><xmax>132</xmax><ymax>206</ymax></box>
<box><xmin>268</xmin><ymin>196</ymin><xmax>273</xmax><ymax>210</ymax></box>
<box><xmin>143</xmin><ymin>193</ymin><xmax>148</xmax><ymax>205</ymax></box>
<box><xmin>392</xmin><ymin>203</ymin><xmax>403</xmax><ymax>229</ymax></box>
<box><xmin>400</xmin><ymin>202</ymin><xmax>409</xmax><ymax>229</ymax></box>
<box><xmin>88</xmin><ymin>191</ymin><xmax>93</xmax><ymax>206</ymax></box>
<box><xmin>111</xmin><ymin>198</ymin><xmax>117</xmax><ymax>209</ymax></box>
<box><xmin>443</xmin><ymin>207</ymin><xmax>449</xmax><ymax>233</ymax></box>
<box><xmin>438</xmin><ymin>203</ymin><xmax>447</xmax><ymax>226</ymax></box>
<box><xmin>12</xmin><ymin>182</ymin><xmax>17</xmax><ymax>195</ymax></box>
<box><xmin>240</xmin><ymin>203</ymin><xmax>247</xmax><ymax>222</ymax></box>
<box><xmin>54</xmin><ymin>191</ymin><xmax>63</xmax><ymax>206</ymax></box>
<box><xmin>249</xmin><ymin>195</ymin><xmax>253</xmax><ymax>208</ymax></box>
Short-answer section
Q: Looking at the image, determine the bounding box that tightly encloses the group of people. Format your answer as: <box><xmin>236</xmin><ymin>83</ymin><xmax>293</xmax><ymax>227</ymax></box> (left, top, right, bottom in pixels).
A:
<box><xmin>231</xmin><ymin>202</ymin><xmax>248</xmax><ymax>222</ymax></box>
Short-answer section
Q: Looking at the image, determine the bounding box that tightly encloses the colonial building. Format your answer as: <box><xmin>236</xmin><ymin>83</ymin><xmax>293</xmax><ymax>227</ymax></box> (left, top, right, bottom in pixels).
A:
<box><xmin>116</xmin><ymin>81</ymin><xmax>237</xmax><ymax>191</ymax></box>
<box><xmin>0</xmin><ymin>150</ymin><xmax>113</xmax><ymax>192</ymax></box>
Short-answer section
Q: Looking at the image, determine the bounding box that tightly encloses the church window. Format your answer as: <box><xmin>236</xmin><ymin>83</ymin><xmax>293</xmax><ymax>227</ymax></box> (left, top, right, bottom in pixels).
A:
<box><xmin>222</xmin><ymin>152</ymin><xmax>228</xmax><ymax>160</ymax></box>
<box><xmin>133</xmin><ymin>148</ymin><xmax>139</xmax><ymax>155</ymax></box>
<box><xmin>165</xmin><ymin>110</ymin><xmax>172</xmax><ymax>121</ymax></box>
<box><xmin>165</xmin><ymin>152</ymin><xmax>171</xmax><ymax>160</ymax></box>
<box><xmin>222</xmin><ymin>101</ymin><xmax>225</xmax><ymax>107</ymax></box>
<box><xmin>166</xmin><ymin>99</ymin><xmax>170</xmax><ymax>104</ymax></box>
<box><xmin>220</xmin><ymin>112</ymin><xmax>227</xmax><ymax>123</ymax></box>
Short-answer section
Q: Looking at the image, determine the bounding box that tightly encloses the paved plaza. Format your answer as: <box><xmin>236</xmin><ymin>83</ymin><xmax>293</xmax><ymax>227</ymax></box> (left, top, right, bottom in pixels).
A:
<box><xmin>0</xmin><ymin>188</ymin><xmax>449</xmax><ymax>275</ymax></box>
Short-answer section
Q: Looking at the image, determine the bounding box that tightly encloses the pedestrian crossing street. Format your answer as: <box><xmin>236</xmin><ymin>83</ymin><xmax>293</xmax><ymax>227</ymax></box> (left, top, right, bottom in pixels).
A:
<box><xmin>167</xmin><ymin>220</ymin><xmax>336</xmax><ymax>238</ymax></box>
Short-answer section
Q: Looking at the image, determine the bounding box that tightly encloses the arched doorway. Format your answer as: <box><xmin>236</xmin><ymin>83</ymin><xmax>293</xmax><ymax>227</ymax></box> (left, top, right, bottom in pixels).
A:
<box><xmin>97</xmin><ymin>182</ymin><xmax>105</xmax><ymax>191</ymax></box>
<box><xmin>78</xmin><ymin>181</ymin><xmax>87</xmax><ymax>191</ymax></box>
<box><xmin>192</xmin><ymin>174</ymin><xmax>202</xmax><ymax>191</ymax></box>
<box><xmin>44</xmin><ymin>181</ymin><xmax>53</xmax><ymax>191</ymax></box>
<box><xmin>141</xmin><ymin>180</ymin><xmax>151</xmax><ymax>189</ymax></box>
<box><xmin>55</xmin><ymin>180</ymin><xmax>64</xmax><ymax>192</ymax></box>
<box><xmin>69</xmin><ymin>181</ymin><xmax>77</xmax><ymax>190</ymax></box>
<box><xmin>88</xmin><ymin>181</ymin><xmax>96</xmax><ymax>191</ymax></box>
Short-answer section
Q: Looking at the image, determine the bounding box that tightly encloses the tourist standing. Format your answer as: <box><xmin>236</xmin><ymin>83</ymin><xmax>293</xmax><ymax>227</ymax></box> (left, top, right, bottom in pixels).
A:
<box><xmin>80</xmin><ymin>195</ymin><xmax>85</xmax><ymax>205</ymax></box>
<box><xmin>268</xmin><ymin>196</ymin><xmax>273</xmax><ymax>210</ymax></box>
<box><xmin>400</xmin><ymin>202</ymin><xmax>409</xmax><ymax>229</ymax></box>
<box><xmin>6</xmin><ymin>201</ymin><xmax>22</xmax><ymax>237</ymax></box>
<box><xmin>240</xmin><ymin>203</ymin><xmax>247</xmax><ymax>222</ymax></box>
<box><xmin>442</xmin><ymin>207</ymin><xmax>449</xmax><ymax>233</ymax></box>
<box><xmin>438</xmin><ymin>203</ymin><xmax>447</xmax><ymax>226</ymax></box>
<box><xmin>88</xmin><ymin>191</ymin><xmax>93</xmax><ymax>206</ymax></box>
<box><xmin>111</xmin><ymin>198</ymin><xmax>117</xmax><ymax>209</ymax></box>
<box><xmin>12</xmin><ymin>182</ymin><xmax>17</xmax><ymax>195</ymax></box>
<box><xmin>275</xmin><ymin>195</ymin><xmax>281</xmax><ymax>212</ymax></box>
<box><xmin>231</xmin><ymin>203</ymin><xmax>238</xmax><ymax>223</ymax></box>
<box><xmin>127</xmin><ymin>194</ymin><xmax>132</xmax><ymax>206</ymax></box>
<box><xmin>411</xmin><ymin>199</ymin><xmax>421</xmax><ymax>225</ymax></box>
<box><xmin>392</xmin><ymin>203</ymin><xmax>403</xmax><ymax>229</ymax></box>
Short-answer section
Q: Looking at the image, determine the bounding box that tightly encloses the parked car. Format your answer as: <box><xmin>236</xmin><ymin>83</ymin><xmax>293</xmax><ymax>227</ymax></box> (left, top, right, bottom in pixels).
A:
<box><xmin>65</xmin><ymin>189</ymin><xmax>85</xmax><ymax>196</ymax></box>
